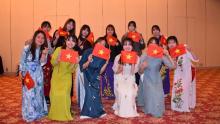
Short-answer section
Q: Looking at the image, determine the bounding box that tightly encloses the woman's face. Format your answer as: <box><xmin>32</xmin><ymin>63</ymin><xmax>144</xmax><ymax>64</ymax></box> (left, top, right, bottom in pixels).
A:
<box><xmin>152</xmin><ymin>28</ymin><xmax>160</xmax><ymax>37</ymax></box>
<box><xmin>98</xmin><ymin>40</ymin><xmax>106</xmax><ymax>46</ymax></box>
<box><xmin>66</xmin><ymin>21</ymin><xmax>74</xmax><ymax>31</ymax></box>
<box><xmin>107</xmin><ymin>27</ymin><xmax>114</xmax><ymax>36</ymax></box>
<box><xmin>42</xmin><ymin>26</ymin><xmax>51</xmax><ymax>32</ymax></box>
<box><xmin>128</xmin><ymin>24</ymin><xmax>135</xmax><ymax>32</ymax></box>
<box><xmin>167</xmin><ymin>39</ymin><xmax>177</xmax><ymax>49</ymax></box>
<box><xmin>148</xmin><ymin>39</ymin><xmax>158</xmax><ymax>46</ymax></box>
<box><xmin>123</xmin><ymin>41</ymin><xmax>133</xmax><ymax>51</ymax></box>
<box><xmin>35</xmin><ymin>33</ymin><xmax>45</xmax><ymax>47</ymax></box>
<box><xmin>66</xmin><ymin>38</ymin><xmax>76</xmax><ymax>49</ymax></box>
<box><xmin>82</xmin><ymin>28</ymin><xmax>89</xmax><ymax>37</ymax></box>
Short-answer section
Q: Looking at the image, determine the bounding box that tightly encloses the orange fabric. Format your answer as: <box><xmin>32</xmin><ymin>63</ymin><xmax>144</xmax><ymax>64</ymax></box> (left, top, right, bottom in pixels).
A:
<box><xmin>92</xmin><ymin>44</ymin><xmax>110</xmax><ymax>60</ymax></box>
<box><xmin>23</xmin><ymin>71</ymin><xmax>35</xmax><ymax>90</ymax></box>
<box><xmin>106</xmin><ymin>35</ymin><xmax>117</xmax><ymax>46</ymax></box>
<box><xmin>121</xmin><ymin>51</ymin><xmax>137</xmax><ymax>64</ymax></box>
<box><xmin>87</xmin><ymin>32</ymin><xmax>94</xmax><ymax>44</ymax></box>
<box><xmin>169</xmin><ymin>44</ymin><xmax>186</xmax><ymax>58</ymax></box>
<box><xmin>60</xmin><ymin>49</ymin><xmax>79</xmax><ymax>63</ymax></box>
<box><xmin>127</xmin><ymin>32</ymin><xmax>141</xmax><ymax>42</ymax></box>
<box><xmin>160</xmin><ymin>35</ymin><xmax>167</xmax><ymax>45</ymax></box>
<box><xmin>147</xmin><ymin>44</ymin><xmax>164</xmax><ymax>58</ymax></box>
<box><xmin>58</xmin><ymin>27</ymin><xmax>69</xmax><ymax>37</ymax></box>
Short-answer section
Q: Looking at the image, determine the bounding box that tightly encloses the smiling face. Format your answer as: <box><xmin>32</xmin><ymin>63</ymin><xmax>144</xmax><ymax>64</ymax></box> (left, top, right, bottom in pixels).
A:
<box><xmin>123</xmin><ymin>40</ymin><xmax>133</xmax><ymax>51</ymax></box>
<box><xmin>82</xmin><ymin>28</ymin><xmax>89</xmax><ymax>38</ymax></box>
<box><xmin>66</xmin><ymin>37</ymin><xmax>76</xmax><ymax>49</ymax></box>
<box><xmin>106</xmin><ymin>26</ymin><xmax>114</xmax><ymax>36</ymax></box>
<box><xmin>152</xmin><ymin>28</ymin><xmax>160</xmax><ymax>38</ymax></box>
<box><xmin>35</xmin><ymin>33</ymin><xmax>45</xmax><ymax>47</ymax></box>
<box><xmin>42</xmin><ymin>26</ymin><xmax>51</xmax><ymax>33</ymax></box>
<box><xmin>128</xmin><ymin>24</ymin><xmax>135</xmax><ymax>32</ymax></box>
<box><xmin>66</xmin><ymin>21</ymin><xmax>74</xmax><ymax>31</ymax></box>
<box><xmin>167</xmin><ymin>39</ymin><xmax>177</xmax><ymax>49</ymax></box>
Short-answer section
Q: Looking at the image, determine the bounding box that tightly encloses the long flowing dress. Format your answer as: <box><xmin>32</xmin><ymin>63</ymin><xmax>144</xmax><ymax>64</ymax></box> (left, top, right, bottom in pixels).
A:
<box><xmin>75</xmin><ymin>38</ymin><xmax>92</xmax><ymax>110</ymax></box>
<box><xmin>79</xmin><ymin>48</ymin><xmax>106</xmax><ymax>118</ymax></box>
<box><xmin>171</xmin><ymin>51</ymin><xmax>198</xmax><ymax>112</ymax></box>
<box><xmin>48</xmin><ymin>47</ymin><xmax>77</xmax><ymax>121</ymax></box>
<box><xmin>137</xmin><ymin>54</ymin><xmax>174</xmax><ymax>117</ymax></box>
<box><xmin>101</xmin><ymin>40</ymin><xmax>122</xmax><ymax>99</ymax></box>
<box><xmin>19</xmin><ymin>45</ymin><xmax>48</xmax><ymax>122</ymax></box>
<box><xmin>113</xmin><ymin>54</ymin><xmax>139</xmax><ymax>118</ymax></box>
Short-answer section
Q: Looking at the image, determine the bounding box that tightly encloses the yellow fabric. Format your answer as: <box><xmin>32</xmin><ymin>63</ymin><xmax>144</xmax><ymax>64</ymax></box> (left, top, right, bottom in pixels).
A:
<box><xmin>48</xmin><ymin>47</ymin><xmax>77</xmax><ymax>121</ymax></box>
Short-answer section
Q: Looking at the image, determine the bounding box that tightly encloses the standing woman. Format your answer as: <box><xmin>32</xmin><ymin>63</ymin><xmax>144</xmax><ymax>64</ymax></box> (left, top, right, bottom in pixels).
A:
<box><xmin>53</xmin><ymin>18</ymin><xmax>76</xmax><ymax>48</ymax></box>
<box><xmin>151</xmin><ymin>25</ymin><xmax>170</xmax><ymax>96</ymax></box>
<box><xmin>113</xmin><ymin>38</ymin><xmax>139</xmax><ymax>118</ymax></box>
<box><xmin>75</xmin><ymin>24</ymin><xmax>93</xmax><ymax>110</ymax></box>
<box><xmin>48</xmin><ymin>35</ymin><xmax>78</xmax><ymax>121</ymax></box>
<box><xmin>138</xmin><ymin>37</ymin><xmax>175</xmax><ymax>117</ymax></box>
<box><xmin>167</xmin><ymin>36</ymin><xmax>199</xmax><ymax>112</ymax></box>
<box><xmin>19</xmin><ymin>30</ymin><xmax>48</xmax><ymax>122</ymax></box>
<box><xmin>121</xmin><ymin>21</ymin><xmax>145</xmax><ymax>86</ymax></box>
<box><xmin>101</xmin><ymin>24</ymin><xmax>122</xmax><ymax>99</ymax></box>
<box><xmin>40</xmin><ymin>21</ymin><xmax>53</xmax><ymax>104</ymax></box>
<box><xmin>79</xmin><ymin>37</ymin><xmax>108</xmax><ymax>118</ymax></box>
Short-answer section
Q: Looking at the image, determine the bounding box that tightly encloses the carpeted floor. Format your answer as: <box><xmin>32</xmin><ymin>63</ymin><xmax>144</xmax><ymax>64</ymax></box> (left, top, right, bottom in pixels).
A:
<box><xmin>0</xmin><ymin>68</ymin><xmax>220</xmax><ymax>124</ymax></box>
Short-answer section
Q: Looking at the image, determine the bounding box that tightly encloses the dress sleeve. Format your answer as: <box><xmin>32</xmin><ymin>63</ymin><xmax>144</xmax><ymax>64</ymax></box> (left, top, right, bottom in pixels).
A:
<box><xmin>134</xmin><ymin>56</ymin><xmax>140</xmax><ymax>73</ymax></box>
<box><xmin>186</xmin><ymin>50</ymin><xmax>199</xmax><ymax>63</ymax></box>
<box><xmin>19</xmin><ymin>45</ymin><xmax>30</xmax><ymax>73</ymax></box>
<box><xmin>112</xmin><ymin>55</ymin><xmax>121</xmax><ymax>73</ymax></box>
<box><xmin>162</xmin><ymin>55</ymin><xmax>175</xmax><ymax>69</ymax></box>
<box><xmin>51</xmin><ymin>47</ymin><xmax>61</xmax><ymax>66</ymax></box>
<box><xmin>79</xmin><ymin>48</ymin><xmax>92</xmax><ymax>72</ymax></box>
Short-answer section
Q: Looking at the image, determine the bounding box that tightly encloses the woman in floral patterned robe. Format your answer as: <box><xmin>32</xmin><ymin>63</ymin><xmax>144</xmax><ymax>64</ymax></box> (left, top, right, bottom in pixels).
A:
<box><xmin>19</xmin><ymin>30</ymin><xmax>48</xmax><ymax>122</ymax></box>
<box><xmin>167</xmin><ymin>36</ymin><xmax>199</xmax><ymax>112</ymax></box>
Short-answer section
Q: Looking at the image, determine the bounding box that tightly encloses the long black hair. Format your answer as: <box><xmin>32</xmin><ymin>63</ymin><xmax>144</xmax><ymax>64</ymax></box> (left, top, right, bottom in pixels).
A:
<box><xmin>61</xmin><ymin>34</ymin><xmax>78</xmax><ymax>50</ymax></box>
<box><xmin>41</xmin><ymin>21</ymin><xmax>51</xmax><ymax>29</ymax></box>
<box><xmin>167</xmin><ymin>36</ymin><xmax>179</xmax><ymax>45</ymax></box>
<box><xmin>147</xmin><ymin>37</ymin><xmax>160</xmax><ymax>46</ymax></box>
<box><xmin>94</xmin><ymin>37</ymin><xmax>109</xmax><ymax>48</ymax></box>
<box><xmin>78</xmin><ymin>24</ymin><xmax>91</xmax><ymax>41</ymax></box>
<box><xmin>128</xmin><ymin>21</ymin><xmax>136</xmax><ymax>29</ymax></box>
<box><xmin>151</xmin><ymin>25</ymin><xmax>161</xmax><ymax>34</ymax></box>
<box><xmin>30</xmin><ymin>30</ymin><xmax>47</xmax><ymax>61</ymax></box>
<box><xmin>104</xmin><ymin>24</ymin><xmax>118</xmax><ymax>38</ymax></box>
<box><xmin>63</xmin><ymin>18</ymin><xmax>76</xmax><ymax>35</ymax></box>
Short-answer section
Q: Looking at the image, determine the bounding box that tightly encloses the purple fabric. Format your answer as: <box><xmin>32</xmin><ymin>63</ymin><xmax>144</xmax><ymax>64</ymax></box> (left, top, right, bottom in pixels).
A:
<box><xmin>101</xmin><ymin>62</ymin><xmax>115</xmax><ymax>99</ymax></box>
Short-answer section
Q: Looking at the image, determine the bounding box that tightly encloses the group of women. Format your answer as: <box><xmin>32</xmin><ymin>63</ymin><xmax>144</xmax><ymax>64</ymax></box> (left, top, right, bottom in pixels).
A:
<box><xmin>19</xmin><ymin>18</ymin><xmax>199</xmax><ymax>122</ymax></box>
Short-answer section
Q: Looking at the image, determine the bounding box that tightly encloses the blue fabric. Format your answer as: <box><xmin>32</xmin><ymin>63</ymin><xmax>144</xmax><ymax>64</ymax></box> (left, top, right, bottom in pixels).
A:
<box><xmin>19</xmin><ymin>45</ymin><xmax>48</xmax><ymax>122</ymax></box>
<box><xmin>79</xmin><ymin>48</ymin><xmax>106</xmax><ymax>118</ymax></box>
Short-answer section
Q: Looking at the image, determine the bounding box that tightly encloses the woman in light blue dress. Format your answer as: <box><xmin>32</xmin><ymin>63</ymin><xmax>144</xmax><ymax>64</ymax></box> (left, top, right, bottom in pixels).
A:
<box><xmin>137</xmin><ymin>37</ymin><xmax>175</xmax><ymax>117</ymax></box>
<box><xmin>19</xmin><ymin>30</ymin><xmax>48</xmax><ymax>122</ymax></box>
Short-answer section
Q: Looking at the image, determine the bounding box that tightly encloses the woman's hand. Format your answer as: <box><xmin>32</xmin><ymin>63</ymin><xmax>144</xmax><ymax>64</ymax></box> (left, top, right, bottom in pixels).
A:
<box><xmin>163</xmin><ymin>49</ymin><xmax>169</xmax><ymax>56</ymax></box>
<box><xmin>42</xmin><ymin>47</ymin><xmax>49</xmax><ymax>55</ymax></box>
<box><xmin>88</xmin><ymin>54</ymin><xmax>93</xmax><ymax>63</ymax></box>
<box><xmin>116</xmin><ymin>64</ymin><xmax>123</xmax><ymax>74</ymax></box>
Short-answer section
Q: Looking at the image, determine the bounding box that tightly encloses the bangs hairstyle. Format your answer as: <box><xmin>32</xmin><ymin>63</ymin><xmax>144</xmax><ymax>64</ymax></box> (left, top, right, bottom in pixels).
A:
<box><xmin>79</xmin><ymin>24</ymin><xmax>91</xmax><ymax>40</ymax></box>
<box><xmin>30</xmin><ymin>30</ymin><xmax>47</xmax><ymax>61</ymax></box>
<box><xmin>63</xmin><ymin>18</ymin><xmax>76</xmax><ymax>35</ymax></box>
<box><xmin>94</xmin><ymin>37</ymin><xmax>109</xmax><ymax>48</ymax></box>
<box><xmin>104</xmin><ymin>24</ymin><xmax>118</xmax><ymax>38</ymax></box>
<box><xmin>62</xmin><ymin>34</ymin><xmax>78</xmax><ymax>50</ymax></box>
<box><xmin>122</xmin><ymin>38</ymin><xmax>134</xmax><ymax>50</ymax></box>
<box><xmin>167</xmin><ymin>36</ymin><xmax>179</xmax><ymax>45</ymax></box>
<box><xmin>147</xmin><ymin>37</ymin><xmax>160</xmax><ymax>46</ymax></box>
<box><xmin>41</xmin><ymin>21</ymin><xmax>51</xmax><ymax>29</ymax></box>
<box><xmin>128</xmin><ymin>21</ymin><xmax>136</xmax><ymax>28</ymax></box>
<box><xmin>151</xmin><ymin>25</ymin><xmax>160</xmax><ymax>34</ymax></box>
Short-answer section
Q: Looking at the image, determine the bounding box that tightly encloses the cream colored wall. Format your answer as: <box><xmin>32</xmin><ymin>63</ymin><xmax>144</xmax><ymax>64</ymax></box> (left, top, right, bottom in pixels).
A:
<box><xmin>0</xmin><ymin>0</ymin><xmax>220</xmax><ymax>72</ymax></box>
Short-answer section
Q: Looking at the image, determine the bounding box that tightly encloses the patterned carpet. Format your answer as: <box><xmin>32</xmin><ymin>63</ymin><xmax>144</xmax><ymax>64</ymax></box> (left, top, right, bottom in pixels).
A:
<box><xmin>0</xmin><ymin>68</ymin><xmax>220</xmax><ymax>124</ymax></box>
